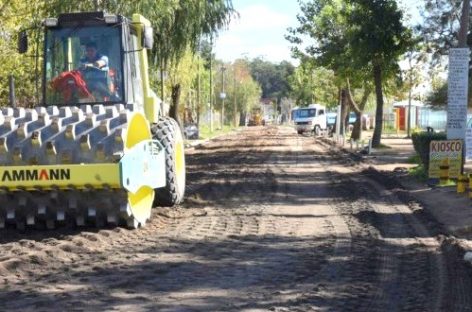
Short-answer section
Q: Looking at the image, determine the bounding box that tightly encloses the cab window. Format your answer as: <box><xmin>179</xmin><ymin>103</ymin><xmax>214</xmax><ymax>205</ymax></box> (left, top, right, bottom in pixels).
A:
<box><xmin>45</xmin><ymin>25</ymin><xmax>123</xmax><ymax>105</ymax></box>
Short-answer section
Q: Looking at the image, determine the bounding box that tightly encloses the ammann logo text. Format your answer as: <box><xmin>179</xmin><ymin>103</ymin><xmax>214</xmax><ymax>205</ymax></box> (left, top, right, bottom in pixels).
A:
<box><xmin>1</xmin><ymin>169</ymin><xmax>71</xmax><ymax>182</ymax></box>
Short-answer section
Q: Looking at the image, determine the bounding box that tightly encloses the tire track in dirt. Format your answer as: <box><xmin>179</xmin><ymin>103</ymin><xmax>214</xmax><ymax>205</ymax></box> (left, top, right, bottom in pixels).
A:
<box><xmin>0</xmin><ymin>126</ymin><xmax>465</xmax><ymax>311</ymax></box>
<box><xmin>266</xmin><ymin>132</ymin><xmax>353</xmax><ymax>311</ymax></box>
<box><xmin>362</xmin><ymin>167</ymin><xmax>472</xmax><ymax>312</ymax></box>
<box><xmin>0</xmin><ymin>126</ymin><xmax>343</xmax><ymax>311</ymax></box>
<box><xmin>160</xmin><ymin>126</ymin><xmax>347</xmax><ymax>310</ymax></box>
<box><xmin>358</xmin><ymin>176</ymin><xmax>444</xmax><ymax>311</ymax></box>
<box><xmin>314</xmin><ymin>138</ymin><xmax>458</xmax><ymax>311</ymax></box>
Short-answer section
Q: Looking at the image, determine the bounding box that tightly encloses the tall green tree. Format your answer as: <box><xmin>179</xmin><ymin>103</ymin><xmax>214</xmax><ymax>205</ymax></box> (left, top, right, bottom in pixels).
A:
<box><xmin>347</xmin><ymin>0</ymin><xmax>412</xmax><ymax>146</ymax></box>
<box><xmin>3</xmin><ymin>0</ymin><xmax>235</xmax><ymax>126</ymax></box>
<box><xmin>419</xmin><ymin>0</ymin><xmax>465</xmax><ymax>62</ymax></box>
<box><xmin>0</xmin><ymin>1</ymin><xmax>45</xmax><ymax>106</ymax></box>
<box><xmin>286</xmin><ymin>0</ymin><xmax>373</xmax><ymax>140</ymax></box>
<box><xmin>153</xmin><ymin>1</ymin><xmax>236</xmax><ymax>125</ymax></box>
<box><xmin>288</xmin><ymin>61</ymin><xmax>338</xmax><ymax>107</ymax></box>
<box><xmin>419</xmin><ymin>0</ymin><xmax>472</xmax><ymax>108</ymax></box>
<box><xmin>248</xmin><ymin>57</ymin><xmax>294</xmax><ymax>102</ymax></box>
<box><xmin>212</xmin><ymin>58</ymin><xmax>261</xmax><ymax>126</ymax></box>
<box><xmin>287</xmin><ymin>0</ymin><xmax>412</xmax><ymax>144</ymax></box>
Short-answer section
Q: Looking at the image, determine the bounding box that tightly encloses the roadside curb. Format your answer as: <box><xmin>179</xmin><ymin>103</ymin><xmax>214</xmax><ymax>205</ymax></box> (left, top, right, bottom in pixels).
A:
<box><xmin>319</xmin><ymin>136</ymin><xmax>364</xmax><ymax>162</ymax></box>
<box><xmin>184</xmin><ymin>127</ymin><xmax>245</xmax><ymax>150</ymax></box>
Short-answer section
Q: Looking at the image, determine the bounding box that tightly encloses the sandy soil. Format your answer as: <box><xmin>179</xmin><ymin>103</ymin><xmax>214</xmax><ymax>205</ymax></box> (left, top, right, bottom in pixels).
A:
<box><xmin>0</xmin><ymin>125</ymin><xmax>472</xmax><ymax>311</ymax></box>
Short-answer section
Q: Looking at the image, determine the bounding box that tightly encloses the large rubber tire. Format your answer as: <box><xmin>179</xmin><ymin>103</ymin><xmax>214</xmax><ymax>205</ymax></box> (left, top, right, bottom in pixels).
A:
<box><xmin>151</xmin><ymin>117</ymin><xmax>186</xmax><ymax>207</ymax></box>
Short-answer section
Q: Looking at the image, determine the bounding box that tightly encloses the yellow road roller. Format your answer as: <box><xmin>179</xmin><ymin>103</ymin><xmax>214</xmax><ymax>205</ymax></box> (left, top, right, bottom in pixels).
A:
<box><xmin>1</xmin><ymin>12</ymin><xmax>185</xmax><ymax>229</ymax></box>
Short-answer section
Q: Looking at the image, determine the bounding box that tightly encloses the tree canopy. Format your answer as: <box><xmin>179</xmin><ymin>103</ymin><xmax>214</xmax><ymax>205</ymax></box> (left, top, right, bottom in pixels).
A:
<box><xmin>0</xmin><ymin>1</ymin><xmax>236</xmax><ymax>114</ymax></box>
<box><xmin>287</xmin><ymin>0</ymin><xmax>412</xmax><ymax>146</ymax></box>
<box><xmin>248</xmin><ymin>57</ymin><xmax>294</xmax><ymax>101</ymax></box>
<box><xmin>418</xmin><ymin>0</ymin><xmax>472</xmax><ymax>108</ymax></box>
<box><xmin>288</xmin><ymin>60</ymin><xmax>338</xmax><ymax>107</ymax></box>
<box><xmin>419</xmin><ymin>0</ymin><xmax>465</xmax><ymax>62</ymax></box>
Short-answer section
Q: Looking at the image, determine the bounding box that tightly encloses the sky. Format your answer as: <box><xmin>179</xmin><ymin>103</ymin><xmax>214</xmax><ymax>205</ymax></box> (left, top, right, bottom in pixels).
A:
<box><xmin>213</xmin><ymin>0</ymin><xmax>422</xmax><ymax>66</ymax></box>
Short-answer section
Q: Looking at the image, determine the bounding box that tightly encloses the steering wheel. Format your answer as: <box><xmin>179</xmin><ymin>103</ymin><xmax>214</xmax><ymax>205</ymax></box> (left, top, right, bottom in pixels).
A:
<box><xmin>79</xmin><ymin>65</ymin><xmax>111</xmax><ymax>100</ymax></box>
<box><xmin>80</xmin><ymin>63</ymin><xmax>103</xmax><ymax>72</ymax></box>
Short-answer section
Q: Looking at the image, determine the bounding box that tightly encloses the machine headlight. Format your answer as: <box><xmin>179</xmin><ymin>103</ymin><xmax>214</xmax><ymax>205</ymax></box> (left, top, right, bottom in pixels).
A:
<box><xmin>104</xmin><ymin>14</ymin><xmax>118</xmax><ymax>24</ymax></box>
<box><xmin>43</xmin><ymin>18</ymin><xmax>58</xmax><ymax>27</ymax></box>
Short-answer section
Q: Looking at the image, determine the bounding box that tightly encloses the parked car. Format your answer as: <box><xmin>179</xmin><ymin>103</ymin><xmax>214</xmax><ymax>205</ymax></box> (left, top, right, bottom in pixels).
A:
<box><xmin>326</xmin><ymin>112</ymin><xmax>337</xmax><ymax>133</ymax></box>
<box><xmin>184</xmin><ymin>123</ymin><xmax>199</xmax><ymax>140</ymax></box>
<box><xmin>327</xmin><ymin>112</ymin><xmax>337</xmax><ymax>127</ymax></box>
<box><xmin>263</xmin><ymin>115</ymin><xmax>274</xmax><ymax>125</ymax></box>
<box><xmin>349</xmin><ymin>113</ymin><xmax>372</xmax><ymax>130</ymax></box>
<box><xmin>324</xmin><ymin>112</ymin><xmax>371</xmax><ymax>132</ymax></box>
<box><xmin>348</xmin><ymin>112</ymin><xmax>356</xmax><ymax>125</ymax></box>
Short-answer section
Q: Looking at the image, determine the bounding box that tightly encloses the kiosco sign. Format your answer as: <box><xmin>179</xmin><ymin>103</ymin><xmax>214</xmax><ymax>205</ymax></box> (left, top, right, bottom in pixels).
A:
<box><xmin>429</xmin><ymin>140</ymin><xmax>463</xmax><ymax>178</ymax></box>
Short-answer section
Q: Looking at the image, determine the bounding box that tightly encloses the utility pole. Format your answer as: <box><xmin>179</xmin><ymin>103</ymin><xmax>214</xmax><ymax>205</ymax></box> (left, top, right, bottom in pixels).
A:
<box><xmin>220</xmin><ymin>66</ymin><xmax>226</xmax><ymax>128</ymax></box>
<box><xmin>233</xmin><ymin>68</ymin><xmax>237</xmax><ymax>127</ymax></box>
<box><xmin>209</xmin><ymin>35</ymin><xmax>214</xmax><ymax>132</ymax></box>
<box><xmin>407</xmin><ymin>52</ymin><xmax>413</xmax><ymax>138</ymax></box>
<box><xmin>459</xmin><ymin>0</ymin><xmax>470</xmax><ymax>48</ymax></box>
<box><xmin>197</xmin><ymin>55</ymin><xmax>201</xmax><ymax>128</ymax></box>
<box><xmin>310</xmin><ymin>70</ymin><xmax>315</xmax><ymax>104</ymax></box>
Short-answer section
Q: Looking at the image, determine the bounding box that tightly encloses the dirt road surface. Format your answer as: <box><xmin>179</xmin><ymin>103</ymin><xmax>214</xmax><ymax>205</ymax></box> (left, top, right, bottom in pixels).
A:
<box><xmin>1</xmin><ymin>125</ymin><xmax>472</xmax><ymax>311</ymax></box>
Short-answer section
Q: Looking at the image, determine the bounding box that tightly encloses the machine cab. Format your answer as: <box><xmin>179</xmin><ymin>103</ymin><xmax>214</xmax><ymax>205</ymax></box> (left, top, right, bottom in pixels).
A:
<box><xmin>39</xmin><ymin>12</ymin><xmax>147</xmax><ymax>107</ymax></box>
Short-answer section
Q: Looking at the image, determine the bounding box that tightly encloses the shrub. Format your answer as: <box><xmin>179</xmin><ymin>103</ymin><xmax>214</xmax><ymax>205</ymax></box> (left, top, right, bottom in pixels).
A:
<box><xmin>408</xmin><ymin>164</ymin><xmax>428</xmax><ymax>182</ymax></box>
<box><xmin>411</xmin><ymin>131</ymin><xmax>447</xmax><ymax>170</ymax></box>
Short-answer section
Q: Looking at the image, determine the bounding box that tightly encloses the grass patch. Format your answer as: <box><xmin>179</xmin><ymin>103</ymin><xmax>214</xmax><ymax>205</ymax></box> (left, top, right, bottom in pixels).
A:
<box><xmin>408</xmin><ymin>164</ymin><xmax>428</xmax><ymax>182</ymax></box>
<box><xmin>382</xmin><ymin>127</ymin><xmax>403</xmax><ymax>136</ymax></box>
<box><xmin>437</xmin><ymin>180</ymin><xmax>457</xmax><ymax>187</ymax></box>
<box><xmin>198</xmin><ymin>124</ymin><xmax>238</xmax><ymax>140</ymax></box>
<box><xmin>372</xmin><ymin>143</ymin><xmax>392</xmax><ymax>149</ymax></box>
<box><xmin>377</xmin><ymin>143</ymin><xmax>392</xmax><ymax>149</ymax></box>
<box><xmin>407</xmin><ymin>154</ymin><xmax>457</xmax><ymax>186</ymax></box>
<box><xmin>406</xmin><ymin>154</ymin><xmax>421</xmax><ymax>164</ymax></box>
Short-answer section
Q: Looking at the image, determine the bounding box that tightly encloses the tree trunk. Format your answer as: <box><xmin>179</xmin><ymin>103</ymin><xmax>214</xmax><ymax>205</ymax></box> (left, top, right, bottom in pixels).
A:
<box><xmin>340</xmin><ymin>89</ymin><xmax>348</xmax><ymax>135</ymax></box>
<box><xmin>344</xmin><ymin>105</ymin><xmax>350</xmax><ymax>131</ymax></box>
<box><xmin>196</xmin><ymin>105</ymin><xmax>200</xmax><ymax>127</ymax></box>
<box><xmin>233</xmin><ymin>101</ymin><xmax>238</xmax><ymax>127</ymax></box>
<box><xmin>372</xmin><ymin>64</ymin><xmax>384</xmax><ymax>148</ymax></box>
<box><xmin>197</xmin><ymin>59</ymin><xmax>201</xmax><ymax>128</ymax></box>
<box><xmin>351</xmin><ymin>111</ymin><xmax>362</xmax><ymax>141</ymax></box>
<box><xmin>239</xmin><ymin>111</ymin><xmax>246</xmax><ymax>126</ymax></box>
<box><xmin>170</xmin><ymin>83</ymin><xmax>181</xmax><ymax>127</ymax></box>
<box><xmin>346</xmin><ymin>80</ymin><xmax>371</xmax><ymax>141</ymax></box>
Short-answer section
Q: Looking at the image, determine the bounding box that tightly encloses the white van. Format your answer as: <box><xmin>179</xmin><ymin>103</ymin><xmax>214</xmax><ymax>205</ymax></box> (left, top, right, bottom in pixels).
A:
<box><xmin>293</xmin><ymin>104</ymin><xmax>327</xmax><ymax>135</ymax></box>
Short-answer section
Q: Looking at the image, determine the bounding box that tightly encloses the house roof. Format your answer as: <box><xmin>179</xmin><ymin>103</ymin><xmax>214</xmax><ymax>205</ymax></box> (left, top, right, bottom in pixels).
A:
<box><xmin>392</xmin><ymin>100</ymin><xmax>424</xmax><ymax>108</ymax></box>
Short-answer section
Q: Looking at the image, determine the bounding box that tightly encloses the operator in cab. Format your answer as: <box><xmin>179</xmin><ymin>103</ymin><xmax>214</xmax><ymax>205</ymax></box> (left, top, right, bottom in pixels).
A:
<box><xmin>80</xmin><ymin>41</ymin><xmax>108</xmax><ymax>71</ymax></box>
<box><xmin>79</xmin><ymin>41</ymin><xmax>110</xmax><ymax>101</ymax></box>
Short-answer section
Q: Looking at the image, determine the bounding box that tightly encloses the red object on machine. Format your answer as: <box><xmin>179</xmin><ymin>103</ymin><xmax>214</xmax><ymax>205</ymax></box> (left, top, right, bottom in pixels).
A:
<box><xmin>50</xmin><ymin>70</ymin><xmax>93</xmax><ymax>102</ymax></box>
<box><xmin>109</xmin><ymin>69</ymin><xmax>116</xmax><ymax>93</ymax></box>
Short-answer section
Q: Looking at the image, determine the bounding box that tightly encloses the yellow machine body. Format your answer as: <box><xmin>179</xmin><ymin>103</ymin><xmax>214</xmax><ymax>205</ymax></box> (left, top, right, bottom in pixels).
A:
<box><xmin>1</xmin><ymin>12</ymin><xmax>185</xmax><ymax>229</ymax></box>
